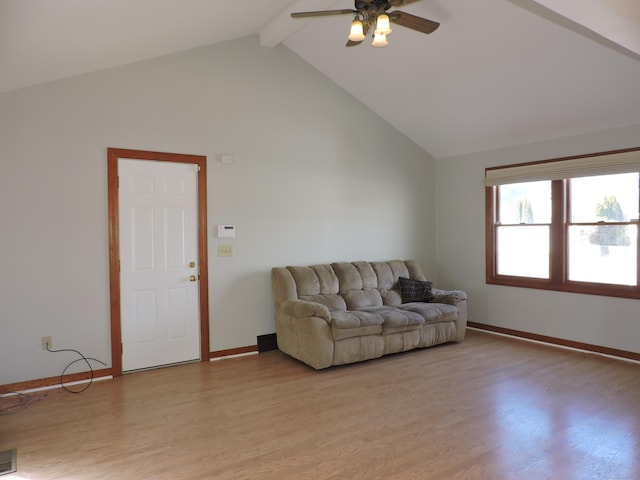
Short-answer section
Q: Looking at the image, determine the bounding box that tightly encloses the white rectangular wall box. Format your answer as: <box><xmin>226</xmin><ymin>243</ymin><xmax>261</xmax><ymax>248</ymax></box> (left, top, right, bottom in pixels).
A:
<box><xmin>220</xmin><ymin>154</ymin><xmax>233</xmax><ymax>164</ymax></box>
<box><xmin>217</xmin><ymin>225</ymin><xmax>236</xmax><ymax>238</ymax></box>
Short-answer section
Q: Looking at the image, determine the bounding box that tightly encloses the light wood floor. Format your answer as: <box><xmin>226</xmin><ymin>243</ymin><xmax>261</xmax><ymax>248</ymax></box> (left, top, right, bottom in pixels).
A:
<box><xmin>2</xmin><ymin>329</ymin><xmax>640</xmax><ymax>480</ymax></box>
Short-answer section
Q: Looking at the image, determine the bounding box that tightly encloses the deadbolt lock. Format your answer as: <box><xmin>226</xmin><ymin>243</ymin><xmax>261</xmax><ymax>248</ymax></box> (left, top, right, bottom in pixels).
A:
<box><xmin>188</xmin><ymin>261</ymin><xmax>196</xmax><ymax>268</ymax></box>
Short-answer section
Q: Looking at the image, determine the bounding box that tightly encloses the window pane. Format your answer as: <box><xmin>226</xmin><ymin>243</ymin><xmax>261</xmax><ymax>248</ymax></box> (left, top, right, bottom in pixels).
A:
<box><xmin>497</xmin><ymin>226</ymin><xmax>549</xmax><ymax>278</ymax></box>
<box><xmin>568</xmin><ymin>225</ymin><xmax>637</xmax><ymax>285</ymax></box>
<box><xmin>499</xmin><ymin>181</ymin><xmax>552</xmax><ymax>224</ymax></box>
<box><xmin>570</xmin><ymin>173</ymin><xmax>639</xmax><ymax>223</ymax></box>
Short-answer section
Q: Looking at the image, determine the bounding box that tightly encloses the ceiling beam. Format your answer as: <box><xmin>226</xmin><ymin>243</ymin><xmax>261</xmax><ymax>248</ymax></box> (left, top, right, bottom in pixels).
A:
<box><xmin>508</xmin><ymin>0</ymin><xmax>640</xmax><ymax>60</ymax></box>
<box><xmin>527</xmin><ymin>0</ymin><xmax>640</xmax><ymax>57</ymax></box>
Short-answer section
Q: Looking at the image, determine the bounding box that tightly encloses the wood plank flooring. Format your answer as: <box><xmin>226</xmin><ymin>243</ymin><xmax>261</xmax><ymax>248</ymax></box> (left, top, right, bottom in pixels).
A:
<box><xmin>2</xmin><ymin>329</ymin><xmax>639</xmax><ymax>479</ymax></box>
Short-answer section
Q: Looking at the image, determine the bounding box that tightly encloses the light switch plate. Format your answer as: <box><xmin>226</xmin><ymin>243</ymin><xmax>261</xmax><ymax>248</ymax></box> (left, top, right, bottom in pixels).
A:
<box><xmin>218</xmin><ymin>245</ymin><xmax>233</xmax><ymax>257</ymax></box>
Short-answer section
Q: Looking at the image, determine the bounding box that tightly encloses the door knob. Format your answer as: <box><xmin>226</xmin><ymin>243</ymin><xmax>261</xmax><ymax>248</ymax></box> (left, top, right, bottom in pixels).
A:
<box><xmin>189</xmin><ymin>275</ymin><xmax>198</xmax><ymax>282</ymax></box>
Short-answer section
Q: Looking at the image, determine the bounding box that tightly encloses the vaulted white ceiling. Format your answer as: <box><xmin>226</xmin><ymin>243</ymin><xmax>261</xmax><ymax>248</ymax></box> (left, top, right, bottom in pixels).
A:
<box><xmin>2</xmin><ymin>0</ymin><xmax>640</xmax><ymax>158</ymax></box>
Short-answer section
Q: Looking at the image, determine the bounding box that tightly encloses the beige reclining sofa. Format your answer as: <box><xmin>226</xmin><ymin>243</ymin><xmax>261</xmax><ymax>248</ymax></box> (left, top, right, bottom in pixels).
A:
<box><xmin>271</xmin><ymin>259</ymin><xmax>467</xmax><ymax>369</ymax></box>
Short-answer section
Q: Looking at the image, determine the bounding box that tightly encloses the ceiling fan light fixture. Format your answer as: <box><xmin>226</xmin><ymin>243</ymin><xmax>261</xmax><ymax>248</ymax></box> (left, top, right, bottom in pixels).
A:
<box><xmin>375</xmin><ymin>14</ymin><xmax>392</xmax><ymax>35</ymax></box>
<box><xmin>372</xmin><ymin>32</ymin><xmax>388</xmax><ymax>47</ymax></box>
<box><xmin>348</xmin><ymin>19</ymin><xmax>365</xmax><ymax>42</ymax></box>
<box><xmin>290</xmin><ymin>2</ymin><xmax>440</xmax><ymax>48</ymax></box>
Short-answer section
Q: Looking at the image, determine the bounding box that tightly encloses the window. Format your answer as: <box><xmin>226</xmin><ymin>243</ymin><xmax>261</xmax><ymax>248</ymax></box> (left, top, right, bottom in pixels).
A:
<box><xmin>495</xmin><ymin>180</ymin><xmax>551</xmax><ymax>279</ymax></box>
<box><xmin>486</xmin><ymin>148</ymin><xmax>640</xmax><ymax>299</ymax></box>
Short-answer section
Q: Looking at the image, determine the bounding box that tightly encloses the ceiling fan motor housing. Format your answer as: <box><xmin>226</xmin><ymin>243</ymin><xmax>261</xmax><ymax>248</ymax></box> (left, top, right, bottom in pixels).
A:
<box><xmin>354</xmin><ymin>0</ymin><xmax>393</xmax><ymax>27</ymax></box>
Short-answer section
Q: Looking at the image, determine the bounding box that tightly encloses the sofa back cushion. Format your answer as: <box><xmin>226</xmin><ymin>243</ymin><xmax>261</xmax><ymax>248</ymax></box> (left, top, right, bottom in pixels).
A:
<box><xmin>299</xmin><ymin>293</ymin><xmax>347</xmax><ymax>311</ymax></box>
<box><xmin>282</xmin><ymin>260</ymin><xmax>426</xmax><ymax>311</ymax></box>
<box><xmin>288</xmin><ymin>264</ymin><xmax>338</xmax><ymax>295</ymax></box>
<box><xmin>370</xmin><ymin>260</ymin><xmax>410</xmax><ymax>306</ymax></box>
<box><xmin>287</xmin><ymin>264</ymin><xmax>346</xmax><ymax>311</ymax></box>
<box><xmin>332</xmin><ymin>262</ymin><xmax>383</xmax><ymax>309</ymax></box>
<box><xmin>332</xmin><ymin>262</ymin><xmax>378</xmax><ymax>290</ymax></box>
<box><xmin>343</xmin><ymin>289</ymin><xmax>383</xmax><ymax>310</ymax></box>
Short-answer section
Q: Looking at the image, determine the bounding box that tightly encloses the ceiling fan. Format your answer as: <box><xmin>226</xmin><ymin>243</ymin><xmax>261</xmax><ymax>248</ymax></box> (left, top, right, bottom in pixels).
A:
<box><xmin>290</xmin><ymin>0</ymin><xmax>439</xmax><ymax>48</ymax></box>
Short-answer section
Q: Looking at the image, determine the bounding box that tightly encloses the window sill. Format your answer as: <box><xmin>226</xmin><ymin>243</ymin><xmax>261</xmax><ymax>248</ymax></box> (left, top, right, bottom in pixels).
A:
<box><xmin>486</xmin><ymin>276</ymin><xmax>640</xmax><ymax>300</ymax></box>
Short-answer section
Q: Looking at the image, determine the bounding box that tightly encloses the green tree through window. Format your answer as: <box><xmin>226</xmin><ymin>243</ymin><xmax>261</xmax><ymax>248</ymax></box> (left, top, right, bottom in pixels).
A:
<box><xmin>514</xmin><ymin>198</ymin><xmax>534</xmax><ymax>223</ymax></box>
<box><xmin>589</xmin><ymin>195</ymin><xmax>630</xmax><ymax>256</ymax></box>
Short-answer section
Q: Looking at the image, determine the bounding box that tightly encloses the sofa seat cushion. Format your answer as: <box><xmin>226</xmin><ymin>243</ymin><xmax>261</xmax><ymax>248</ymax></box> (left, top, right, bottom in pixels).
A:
<box><xmin>396</xmin><ymin>302</ymin><xmax>458</xmax><ymax>323</ymax></box>
<box><xmin>329</xmin><ymin>310</ymin><xmax>385</xmax><ymax>329</ymax></box>
<box><xmin>360</xmin><ymin>306</ymin><xmax>425</xmax><ymax>334</ymax></box>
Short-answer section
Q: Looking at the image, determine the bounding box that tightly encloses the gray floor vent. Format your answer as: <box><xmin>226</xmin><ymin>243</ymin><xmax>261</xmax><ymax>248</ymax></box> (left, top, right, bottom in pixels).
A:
<box><xmin>0</xmin><ymin>449</ymin><xmax>17</xmax><ymax>476</ymax></box>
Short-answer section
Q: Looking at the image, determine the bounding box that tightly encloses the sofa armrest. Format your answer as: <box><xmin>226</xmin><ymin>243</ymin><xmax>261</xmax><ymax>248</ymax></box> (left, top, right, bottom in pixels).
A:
<box><xmin>279</xmin><ymin>299</ymin><xmax>331</xmax><ymax>324</ymax></box>
<box><xmin>432</xmin><ymin>288</ymin><xmax>467</xmax><ymax>305</ymax></box>
<box><xmin>432</xmin><ymin>288</ymin><xmax>467</xmax><ymax>342</ymax></box>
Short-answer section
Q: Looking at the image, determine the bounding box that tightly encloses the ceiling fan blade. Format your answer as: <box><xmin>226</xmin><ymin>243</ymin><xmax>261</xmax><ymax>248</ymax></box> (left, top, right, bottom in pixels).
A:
<box><xmin>389</xmin><ymin>11</ymin><xmax>439</xmax><ymax>35</ymax></box>
<box><xmin>291</xmin><ymin>9</ymin><xmax>356</xmax><ymax>18</ymax></box>
<box><xmin>388</xmin><ymin>0</ymin><xmax>422</xmax><ymax>7</ymax></box>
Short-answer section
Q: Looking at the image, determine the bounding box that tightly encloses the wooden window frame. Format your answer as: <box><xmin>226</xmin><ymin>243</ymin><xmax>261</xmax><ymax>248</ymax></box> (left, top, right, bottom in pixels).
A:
<box><xmin>486</xmin><ymin>149</ymin><xmax>640</xmax><ymax>300</ymax></box>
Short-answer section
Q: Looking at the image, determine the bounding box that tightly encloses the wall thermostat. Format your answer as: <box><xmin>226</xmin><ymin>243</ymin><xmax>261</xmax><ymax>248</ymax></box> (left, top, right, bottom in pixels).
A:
<box><xmin>217</xmin><ymin>225</ymin><xmax>236</xmax><ymax>238</ymax></box>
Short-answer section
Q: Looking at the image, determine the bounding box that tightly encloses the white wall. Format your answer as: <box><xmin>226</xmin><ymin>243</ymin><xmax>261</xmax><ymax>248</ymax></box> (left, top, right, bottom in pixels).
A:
<box><xmin>0</xmin><ymin>36</ymin><xmax>435</xmax><ymax>385</ymax></box>
<box><xmin>435</xmin><ymin>124</ymin><xmax>640</xmax><ymax>354</ymax></box>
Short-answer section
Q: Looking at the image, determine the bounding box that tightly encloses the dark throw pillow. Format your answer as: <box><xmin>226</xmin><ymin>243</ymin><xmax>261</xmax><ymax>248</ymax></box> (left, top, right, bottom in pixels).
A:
<box><xmin>399</xmin><ymin>277</ymin><xmax>434</xmax><ymax>303</ymax></box>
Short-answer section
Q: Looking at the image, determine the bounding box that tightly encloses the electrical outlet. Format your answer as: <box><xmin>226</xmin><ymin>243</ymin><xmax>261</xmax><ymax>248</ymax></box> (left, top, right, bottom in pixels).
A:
<box><xmin>42</xmin><ymin>336</ymin><xmax>52</xmax><ymax>350</ymax></box>
<box><xmin>218</xmin><ymin>245</ymin><xmax>233</xmax><ymax>257</ymax></box>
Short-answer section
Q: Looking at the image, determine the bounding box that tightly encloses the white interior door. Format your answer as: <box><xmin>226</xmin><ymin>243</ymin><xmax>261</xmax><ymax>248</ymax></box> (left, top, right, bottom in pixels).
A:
<box><xmin>118</xmin><ymin>158</ymin><xmax>201</xmax><ymax>372</ymax></box>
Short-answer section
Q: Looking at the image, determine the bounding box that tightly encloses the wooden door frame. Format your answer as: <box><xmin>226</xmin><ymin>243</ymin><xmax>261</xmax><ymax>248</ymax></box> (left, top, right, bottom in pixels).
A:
<box><xmin>107</xmin><ymin>148</ymin><xmax>210</xmax><ymax>376</ymax></box>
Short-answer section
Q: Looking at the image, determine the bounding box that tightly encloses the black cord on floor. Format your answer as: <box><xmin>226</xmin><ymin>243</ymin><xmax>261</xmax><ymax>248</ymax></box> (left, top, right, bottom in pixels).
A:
<box><xmin>46</xmin><ymin>346</ymin><xmax>107</xmax><ymax>394</ymax></box>
<box><xmin>0</xmin><ymin>392</ymin><xmax>47</xmax><ymax>415</ymax></box>
<box><xmin>0</xmin><ymin>347</ymin><xmax>105</xmax><ymax>414</ymax></box>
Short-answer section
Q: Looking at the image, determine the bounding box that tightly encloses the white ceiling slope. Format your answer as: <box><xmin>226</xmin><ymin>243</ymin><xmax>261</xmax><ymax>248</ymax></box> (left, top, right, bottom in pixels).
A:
<box><xmin>2</xmin><ymin>0</ymin><xmax>640</xmax><ymax>158</ymax></box>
